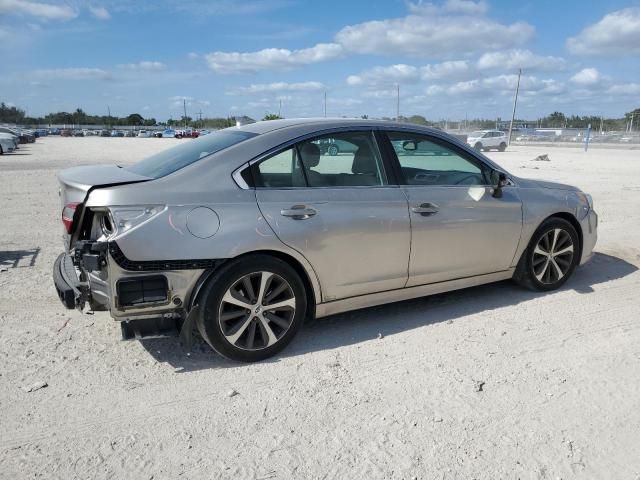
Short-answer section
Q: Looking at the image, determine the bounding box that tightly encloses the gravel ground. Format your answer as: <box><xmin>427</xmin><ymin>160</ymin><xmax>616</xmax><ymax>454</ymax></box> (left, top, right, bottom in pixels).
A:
<box><xmin>1</xmin><ymin>137</ymin><xmax>639</xmax><ymax>479</ymax></box>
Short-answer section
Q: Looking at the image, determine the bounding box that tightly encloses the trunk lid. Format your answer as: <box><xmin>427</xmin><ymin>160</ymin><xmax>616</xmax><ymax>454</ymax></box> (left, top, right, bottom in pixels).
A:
<box><xmin>58</xmin><ymin>165</ymin><xmax>152</xmax><ymax>249</ymax></box>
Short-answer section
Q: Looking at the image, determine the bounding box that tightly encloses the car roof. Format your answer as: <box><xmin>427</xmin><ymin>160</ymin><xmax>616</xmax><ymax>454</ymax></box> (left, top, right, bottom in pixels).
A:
<box><xmin>236</xmin><ymin>117</ymin><xmax>444</xmax><ymax>136</ymax></box>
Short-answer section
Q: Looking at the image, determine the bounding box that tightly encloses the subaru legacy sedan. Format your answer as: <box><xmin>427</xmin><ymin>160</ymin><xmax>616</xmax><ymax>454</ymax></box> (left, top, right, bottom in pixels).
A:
<box><xmin>53</xmin><ymin>119</ymin><xmax>597</xmax><ymax>362</ymax></box>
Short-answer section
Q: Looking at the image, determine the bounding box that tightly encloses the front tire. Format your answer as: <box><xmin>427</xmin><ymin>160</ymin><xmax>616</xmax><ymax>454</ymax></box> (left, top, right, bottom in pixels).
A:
<box><xmin>514</xmin><ymin>217</ymin><xmax>580</xmax><ymax>291</ymax></box>
<box><xmin>327</xmin><ymin>144</ymin><xmax>339</xmax><ymax>156</ymax></box>
<box><xmin>197</xmin><ymin>255</ymin><xmax>307</xmax><ymax>362</ymax></box>
<box><xmin>474</xmin><ymin>142</ymin><xmax>483</xmax><ymax>152</ymax></box>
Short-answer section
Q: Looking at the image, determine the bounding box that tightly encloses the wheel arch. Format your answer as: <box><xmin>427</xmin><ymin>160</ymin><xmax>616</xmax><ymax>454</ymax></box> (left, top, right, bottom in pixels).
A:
<box><xmin>187</xmin><ymin>249</ymin><xmax>319</xmax><ymax>319</ymax></box>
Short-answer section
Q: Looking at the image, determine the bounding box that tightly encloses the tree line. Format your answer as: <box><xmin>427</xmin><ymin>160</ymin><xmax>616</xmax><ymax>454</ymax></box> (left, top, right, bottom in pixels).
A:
<box><xmin>1</xmin><ymin>102</ymin><xmax>638</xmax><ymax>131</ymax></box>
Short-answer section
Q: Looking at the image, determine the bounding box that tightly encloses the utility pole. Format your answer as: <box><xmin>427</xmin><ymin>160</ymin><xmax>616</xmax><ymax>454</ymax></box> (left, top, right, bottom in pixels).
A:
<box><xmin>183</xmin><ymin>99</ymin><xmax>188</xmax><ymax>128</ymax></box>
<box><xmin>278</xmin><ymin>99</ymin><xmax>282</xmax><ymax>118</ymax></box>
<box><xmin>196</xmin><ymin>110</ymin><xmax>203</xmax><ymax>128</ymax></box>
<box><xmin>396</xmin><ymin>84</ymin><xmax>400</xmax><ymax>121</ymax></box>
<box><xmin>107</xmin><ymin>106</ymin><xmax>111</xmax><ymax>129</ymax></box>
<box><xmin>323</xmin><ymin>91</ymin><xmax>327</xmax><ymax>118</ymax></box>
<box><xmin>507</xmin><ymin>68</ymin><xmax>522</xmax><ymax>146</ymax></box>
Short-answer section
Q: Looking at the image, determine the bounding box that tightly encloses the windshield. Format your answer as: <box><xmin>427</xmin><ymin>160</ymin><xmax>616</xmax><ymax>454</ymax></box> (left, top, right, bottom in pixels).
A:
<box><xmin>470</xmin><ymin>131</ymin><xmax>484</xmax><ymax>137</ymax></box>
<box><xmin>126</xmin><ymin>129</ymin><xmax>256</xmax><ymax>178</ymax></box>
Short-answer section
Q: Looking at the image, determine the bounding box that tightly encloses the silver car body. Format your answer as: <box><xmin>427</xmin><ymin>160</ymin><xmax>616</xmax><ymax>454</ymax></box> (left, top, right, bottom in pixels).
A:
<box><xmin>55</xmin><ymin>119</ymin><xmax>597</xmax><ymax>324</ymax></box>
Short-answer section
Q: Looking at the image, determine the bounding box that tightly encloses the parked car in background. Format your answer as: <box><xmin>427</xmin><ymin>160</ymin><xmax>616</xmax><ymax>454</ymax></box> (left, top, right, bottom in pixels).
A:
<box><xmin>111</xmin><ymin>130</ymin><xmax>125</xmax><ymax>137</ymax></box>
<box><xmin>0</xmin><ymin>133</ymin><xmax>17</xmax><ymax>153</ymax></box>
<box><xmin>48</xmin><ymin>128</ymin><xmax>60</xmax><ymax>135</ymax></box>
<box><xmin>316</xmin><ymin>137</ymin><xmax>359</xmax><ymax>156</ymax></box>
<box><xmin>60</xmin><ymin>129</ymin><xmax>73</xmax><ymax>137</ymax></box>
<box><xmin>73</xmin><ymin>130</ymin><xmax>85</xmax><ymax>137</ymax></box>
<box><xmin>137</xmin><ymin>130</ymin><xmax>151</xmax><ymax>137</ymax></box>
<box><xmin>53</xmin><ymin>118</ymin><xmax>597</xmax><ymax>362</ymax></box>
<box><xmin>467</xmin><ymin>130</ymin><xmax>508</xmax><ymax>152</ymax></box>
<box><xmin>181</xmin><ymin>128</ymin><xmax>200</xmax><ymax>139</ymax></box>
<box><xmin>161</xmin><ymin>128</ymin><xmax>176</xmax><ymax>138</ymax></box>
<box><xmin>197</xmin><ymin>129</ymin><xmax>211</xmax><ymax>136</ymax></box>
<box><xmin>0</xmin><ymin>127</ymin><xmax>33</xmax><ymax>144</ymax></box>
<box><xmin>125</xmin><ymin>130</ymin><xmax>136</xmax><ymax>137</ymax></box>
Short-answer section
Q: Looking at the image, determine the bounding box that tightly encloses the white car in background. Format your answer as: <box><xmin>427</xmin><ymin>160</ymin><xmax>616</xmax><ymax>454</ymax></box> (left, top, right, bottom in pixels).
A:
<box><xmin>467</xmin><ymin>130</ymin><xmax>508</xmax><ymax>152</ymax></box>
<box><xmin>0</xmin><ymin>133</ymin><xmax>17</xmax><ymax>154</ymax></box>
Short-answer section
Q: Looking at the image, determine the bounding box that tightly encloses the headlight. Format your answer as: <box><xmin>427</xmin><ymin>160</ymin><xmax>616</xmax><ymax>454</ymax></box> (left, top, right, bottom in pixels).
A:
<box><xmin>577</xmin><ymin>192</ymin><xmax>593</xmax><ymax>211</ymax></box>
<box><xmin>109</xmin><ymin>205</ymin><xmax>164</xmax><ymax>235</ymax></box>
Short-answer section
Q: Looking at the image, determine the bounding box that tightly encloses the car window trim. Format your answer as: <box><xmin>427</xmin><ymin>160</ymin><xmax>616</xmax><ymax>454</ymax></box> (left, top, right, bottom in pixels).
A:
<box><xmin>379</xmin><ymin>129</ymin><xmax>493</xmax><ymax>187</ymax></box>
<box><xmin>237</xmin><ymin>127</ymin><xmax>396</xmax><ymax>190</ymax></box>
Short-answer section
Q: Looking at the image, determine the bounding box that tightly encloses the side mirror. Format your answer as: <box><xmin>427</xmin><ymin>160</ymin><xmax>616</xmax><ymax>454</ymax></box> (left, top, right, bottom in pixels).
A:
<box><xmin>490</xmin><ymin>170</ymin><xmax>508</xmax><ymax>198</ymax></box>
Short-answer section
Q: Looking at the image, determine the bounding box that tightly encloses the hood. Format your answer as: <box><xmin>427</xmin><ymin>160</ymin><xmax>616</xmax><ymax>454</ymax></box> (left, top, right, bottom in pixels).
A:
<box><xmin>515</xmin><ymin>176</ymin><xmax>580</xmax><ymax>192</ymax></box>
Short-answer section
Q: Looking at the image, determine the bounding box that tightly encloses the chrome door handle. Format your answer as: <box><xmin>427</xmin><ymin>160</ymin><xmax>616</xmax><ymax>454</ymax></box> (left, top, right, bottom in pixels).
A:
<box><xmin>411</xmin><ymin>202</ymin><xmax>439</xmax><ymax>216</ymax></box>
<box><xmin>280</xmin><ymin>205</ymin><xmax>317</xmax><ymax>219</ymax></box>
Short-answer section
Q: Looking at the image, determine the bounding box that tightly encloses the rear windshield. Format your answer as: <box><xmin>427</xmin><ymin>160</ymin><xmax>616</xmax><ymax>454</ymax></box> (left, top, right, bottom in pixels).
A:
<box><xmin>126</xmin><ymin>130</ymin><xmax>256</xmax><ymax>178</ymax></box>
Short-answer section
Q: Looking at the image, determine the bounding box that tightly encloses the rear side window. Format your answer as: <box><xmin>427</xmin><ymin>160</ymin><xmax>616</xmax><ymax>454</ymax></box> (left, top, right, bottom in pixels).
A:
<box><xmin>249</xmin><ymin>131</ymin><xmax>387</xmax><ymax>188</ymax></box>
<box><xmin>127</xmin><ymin>130</ymin><xmax>256</xmax><ymax>178</ymax></box>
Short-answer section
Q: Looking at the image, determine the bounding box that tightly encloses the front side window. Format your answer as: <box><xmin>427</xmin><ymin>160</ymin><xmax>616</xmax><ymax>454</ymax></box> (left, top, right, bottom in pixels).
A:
<box><xmin>386</xmin><ymin>132</ymin><xmax>489</xmax><ymax>186</ymax></box>
<box><xmin>250</xmin><ymin>131</ymin><xmax>387</xmax><ymax>188</ymax></box>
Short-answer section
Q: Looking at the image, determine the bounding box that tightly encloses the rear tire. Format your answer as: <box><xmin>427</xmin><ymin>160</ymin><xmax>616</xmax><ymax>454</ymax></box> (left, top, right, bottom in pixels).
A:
<box><xmin>514</xmin><ymin>217</ymin><xmax>580</xmax><ymax>291</ymax></box>
<box><xmin>197</xmin><ymin>255</ymin><xmax>307</xmax><ymax>362</ymax></box>
<box><xmin>328</xmin><ymin>144</ymin><xmax>339</xmax><ymax>156</ymax></box>
<box><xmin>499</xmin><ymin>142</ymin><xmax>507</xmax><ymax>152</ymax></box>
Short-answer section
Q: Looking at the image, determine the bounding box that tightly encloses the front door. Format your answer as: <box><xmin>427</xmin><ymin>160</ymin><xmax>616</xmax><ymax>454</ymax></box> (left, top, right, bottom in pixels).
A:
<box><xmin>253</xmin><ymin>130</ymin><xmax>411</xmax><ymax>301</ymax></box>
<box><xmin>382</xmin><ymin>131</ymin><xmax>523</xmax><ymax>287</ymax></box>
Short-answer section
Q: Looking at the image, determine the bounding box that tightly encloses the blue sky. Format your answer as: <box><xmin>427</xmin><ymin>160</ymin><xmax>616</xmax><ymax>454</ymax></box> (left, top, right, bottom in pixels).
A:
<box><xmin>1</xmin><ymin>0</ymin><xmax>640</xmax><ymax>121</ymax></box>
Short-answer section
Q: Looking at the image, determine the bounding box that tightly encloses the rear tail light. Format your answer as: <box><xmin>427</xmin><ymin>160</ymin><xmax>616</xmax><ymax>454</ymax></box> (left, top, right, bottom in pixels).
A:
<box><xmin>62</xmin><ymin>203</ymin><xmax>80</xmax><ymax>234</ymax></box>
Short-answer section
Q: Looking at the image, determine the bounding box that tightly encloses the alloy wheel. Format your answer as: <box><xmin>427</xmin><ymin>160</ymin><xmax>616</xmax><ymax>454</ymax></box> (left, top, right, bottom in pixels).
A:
<box><xmin>532</xmin><ymin>228</ymin><xmax>575</xmax><ymax>285</ymax></box>
<box><xmin>218</xmin><ymin>271</ymin><xmax>296</xmax><ymax>351</ymax></box>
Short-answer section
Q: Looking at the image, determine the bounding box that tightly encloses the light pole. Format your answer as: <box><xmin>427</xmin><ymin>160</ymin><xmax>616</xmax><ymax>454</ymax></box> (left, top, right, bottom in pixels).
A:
<box><xmin>507</xmin><ymin>68</ymin><xmax>522</xmax><ymax>146</ymax></box>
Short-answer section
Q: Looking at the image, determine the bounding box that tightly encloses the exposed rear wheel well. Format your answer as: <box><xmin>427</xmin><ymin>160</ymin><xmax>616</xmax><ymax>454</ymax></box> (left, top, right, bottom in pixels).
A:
<box><xmin>189</xmin><ymin>250</ymin><xmax>317</xmax><ymax>319</ymax></box>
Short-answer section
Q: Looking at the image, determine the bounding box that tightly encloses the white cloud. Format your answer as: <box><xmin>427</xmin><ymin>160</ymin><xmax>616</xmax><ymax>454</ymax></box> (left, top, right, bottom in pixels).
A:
<box><xmin>205</xmin><ymin>43</ymin><xmax>343</xmax><ymax>73</ymax></box>
<box><xmin>408</xmin><ymin>0</ymin><xmax>488</xmax><ymax>15</ymax></box>
<box><xmin>421</xmin><ymin>60</ymin><xmax>471</xmax><ymax>80</ymax></box>
<box><xmin>117</xmin><ymin>61</ymin><xmax>166</xmax><ymax>71</ymax></box>
<box><xmin>335</xmin><ymin>8</ymin><xmax>533</xmax><ymax>57</ymax></box>
<box><xmin>231</xmin><ymin>81</ymin><xmax>326</xmax><ymax>94</ymax></box>
<box><xmin>477</xmin><ymin>50</ymin><xmax>566</xmax><ymax>71</ymax></box>
<box><xmin>187</xmin><ymin>52</ymin><xmax>199</xmax><ymax>60</ymax></box>
<box><xmin>440</xmin><ymin>74</ymin><xmax>564</xmax><ymax>97</ymax></box>
<box><xmin>567</xmin><ymin>8</ymin><xmax>640</xmax><ymax>56</ymax></box>
<box><xmin>606</xmin><ymin>83</ymin><xmax>640</xmax><ymax>95</ymax></box>
<box><xmin>570</xmin><ymin>68</ymin><xmax>602</xmax><ymax>86</ymax></box>
<box><xmin>32</xmin><ymin>67</ymin><xmax>111</xmax><ymax>80</ymax></box>
<box><xmin>347</xmin><ymin>64</ymin><xmax>420</xmax><ymax>86</ymax></box>
<box><xmin>0</xmin><ymin>0</ymin><xmax>77</xmax><ymax>20</ymax></box>
<box><xmin>89</xmin><ymin>5</ymin><xmax>110</xmax><ymax>20</ymax></box>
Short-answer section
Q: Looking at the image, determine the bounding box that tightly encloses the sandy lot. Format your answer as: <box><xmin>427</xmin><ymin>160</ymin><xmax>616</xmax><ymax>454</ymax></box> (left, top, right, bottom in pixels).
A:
<box><xmin>1</xmin><ymin>137</ymin><xmax>639</xmax><ymax>479</ymax></box>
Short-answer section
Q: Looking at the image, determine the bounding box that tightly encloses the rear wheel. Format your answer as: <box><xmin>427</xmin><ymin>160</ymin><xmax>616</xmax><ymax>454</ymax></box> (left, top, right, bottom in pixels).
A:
<box><xmin>514</xmin><ymin>217</ymin><xmax>580</xmax><ymax>291</ymax></box>
<box><xmin>197</xmin><ymin>255</ymin><xmax>307</xmax><ymax>362</ymax></box>
<box><xmin>327</xmin><ymin>144</ymin><xmax>339</xmax><ymax>156</ymax></box>
<box><xmin>499</xmin><ymin>142</ymin><xmax>507</xmax><ymax>152</ymax></box>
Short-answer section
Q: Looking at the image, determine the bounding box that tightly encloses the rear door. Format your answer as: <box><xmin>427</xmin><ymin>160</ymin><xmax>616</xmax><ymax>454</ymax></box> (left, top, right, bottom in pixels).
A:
<box><xmin>252</xmin><ymin>130</ymin><xmax>411</xmax><ymax>302</ymax></box>
<box><xmin>381</xmin><ymin>130</ymin><xmax>522</xmax><ymax>287</ymax></box>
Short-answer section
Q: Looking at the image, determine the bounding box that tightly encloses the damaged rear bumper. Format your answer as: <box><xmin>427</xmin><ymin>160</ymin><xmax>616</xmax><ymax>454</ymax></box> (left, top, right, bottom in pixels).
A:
<box><xmin>53</xmin><ymin>252</ymin><xmax>86</xmax><ymax>309</ymax></box>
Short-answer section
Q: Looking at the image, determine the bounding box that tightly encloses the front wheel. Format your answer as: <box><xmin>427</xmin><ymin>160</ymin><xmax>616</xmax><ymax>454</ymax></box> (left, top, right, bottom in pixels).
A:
<box><xmin>327</xmin><ymin>144</ymin><xmax>339</xmax><ymax>156</ymax></box>
<box><xmin>514</xmin><ymin>217</ymin><xmax>580</xmax><ymax>291</ymax></box>
<box><xmin>197</xmin><ymin>255</ymin><xmax>307</xmax><ymax>362</ymax></box>
<box><xmin>474</xmin><ymin>142</ymin><xmax>483</xmax><ymax>151</ymax></box>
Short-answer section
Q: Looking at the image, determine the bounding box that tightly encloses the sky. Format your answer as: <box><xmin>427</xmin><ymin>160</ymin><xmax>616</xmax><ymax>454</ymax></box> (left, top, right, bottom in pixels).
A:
<box><xmin>1</xmin><ymin>0</ymin><xmax>639</xmax><ymax>122</ymax></box>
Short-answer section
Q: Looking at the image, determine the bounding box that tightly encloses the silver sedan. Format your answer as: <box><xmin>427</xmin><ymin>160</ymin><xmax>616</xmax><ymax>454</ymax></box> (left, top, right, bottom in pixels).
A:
<box><xmin>53</xmin><ymin>119</ymin><xmax>597</xmax><ymax>362</ymax></box>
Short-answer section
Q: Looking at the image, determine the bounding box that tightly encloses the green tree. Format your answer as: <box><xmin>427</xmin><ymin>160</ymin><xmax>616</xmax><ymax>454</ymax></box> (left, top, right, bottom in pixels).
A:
<box><xmin>263</xmin><ymin>113</ymin><xmax>282</xmax><ymax>121</ymax></box>
<box><xmin>126</xmin><ymin>113</ymin><xmax>145</xmax><ymax>125</ymax></box>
